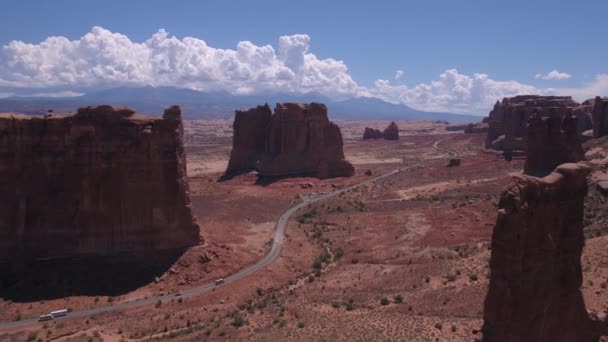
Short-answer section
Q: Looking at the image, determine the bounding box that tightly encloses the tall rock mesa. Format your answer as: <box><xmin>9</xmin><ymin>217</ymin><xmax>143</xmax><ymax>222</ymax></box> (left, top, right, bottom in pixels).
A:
<box><xmin>592</xmin><ymin>96</ymin><xmax>608</xmax><ymax>138</ymax></box>
<box><xmin>225</xmin><ymin>102</ymin><xmax>354</xmax><ymax>179</ymax></box>
<box><xmin>482</xmin><ymin>162</ymin><xmax>608</xmax><ymax>342</ymax></box>
<box><xmin>0</xmin><ymin>105</ymin><xmax>201</xmax><ymax>261</ymax></box>
<box><xmin>524</xmin><ymin>112</ymin><xmax>584</xmax><ymax>177</ymax></box>
<box><xmin>485</xmin><ymin>95</ymin><xmax>590</xmax><ymax>150</ymax></box>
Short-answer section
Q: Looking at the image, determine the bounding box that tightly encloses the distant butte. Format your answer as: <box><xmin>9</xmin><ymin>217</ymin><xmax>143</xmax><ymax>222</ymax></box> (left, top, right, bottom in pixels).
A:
<box><xmin>225</xmin><ymin>102</ymin><xmax>354</xmax><ymax>179</ymax></box>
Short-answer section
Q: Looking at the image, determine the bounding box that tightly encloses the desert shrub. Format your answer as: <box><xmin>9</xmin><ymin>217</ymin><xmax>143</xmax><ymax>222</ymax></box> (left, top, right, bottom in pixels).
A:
<box><xmin>231</xmin><ymin>312</ymin><xmax>247</xmax><ymax>328</ymax></box>
<box><xmin>308</xmin><ymin>275</ymin><xmax>315</xmax><ymax>283</ymax></box>
<box><xmin>26</xmin><ymin>331</ymin><xmax>37</xmax><ymax>342</ymax></box>
<box><xmin>331</xmin><ymin>302</ymin><xmax>340</xmax><ymax>309</ymax></box>
<box><xmin>333</xmin><ymin>247</ymin><xmax>344</xmax><ymax>260</ymax></box>
<box><xmin>155</xmin><ymin>300</ymin><xmax>162</xmax><ymax>308</ymax></box>
<box><xmin>435</xmin><ymin>322</ymin><xmax>442</xmax><ymax>330</ymax></box>
<box><xmin>380</xmin><ymin>297</ymin><xmax>390</xmax><ymax>306</ymax></box>
<box><xmin>297</xmin><ymin>322</ymin><xmax>305</xmax><ymax>328</ymax></box>
<box><xmin>451</xmin><ymin>325</ymin><xmax>457</xmax><ymax>332</ymax></box>
<box><xmin>393</xmin><ymin>295</ymin><xmax>403</xmax><ymax>303</ymax></box>
<box><xmin>469</xmin><ymin>273</ymin><xmax>478</xmax><ymax>281</ymax></box>
<box><xmin>256</xmin><ymin>288</ymin><xmax>263</xmax><ymax>296</ymax></box>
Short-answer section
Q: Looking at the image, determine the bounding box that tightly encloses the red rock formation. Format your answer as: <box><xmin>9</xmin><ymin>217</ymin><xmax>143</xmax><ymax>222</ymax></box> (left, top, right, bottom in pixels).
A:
<box><xmin>524</xmin><ymin>113</ymin><xmax>585</xmax><ymax>177</ymax></box>
<box><xmin>225</xmin><ymin>104</ymin><xmax>272</xmax><ymax>174</ymax></box>
<box><xmin>592</xmin><ymin>96</ymin><xmax>608</xmax><ymax>138</ymax></box>
<box><xmin>485</xmin><ymin>95</ymin><xmax>588</xmax><ymax>150</ymax></box>
<box><xmin>481</xmin><ymin>162</ymin><xmax>608</xmax><ymax>342</ymax></box>
<box><xmin>225</xmin><ymin>102</ymin><xmax>354</xmax><ymax>179</ymax></box>
<box><xmin>0</xmin><ymin>105</ymin><xmax>201</xmax><ymax>261</ymax></box>
<box><xmin>464</xmin><ymin>122</ymin><xmax>489</xmax><ymax>133</ymax></box>
<box><xmin>362</xmin><ymin>121</ymin><xmax>399</xmax><ymax>140</ymax></box>
<box><xmin>382</xmin><ymin>121</ymin><xmax>399</xmax><ymax>140</ymax></box>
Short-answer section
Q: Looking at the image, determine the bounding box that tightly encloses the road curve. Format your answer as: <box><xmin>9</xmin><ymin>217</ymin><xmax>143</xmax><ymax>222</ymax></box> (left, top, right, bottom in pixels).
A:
<box><xmin>0</xmin><ymin>137</ymin><xmax>457</xmax><ymax>331</ymax></box>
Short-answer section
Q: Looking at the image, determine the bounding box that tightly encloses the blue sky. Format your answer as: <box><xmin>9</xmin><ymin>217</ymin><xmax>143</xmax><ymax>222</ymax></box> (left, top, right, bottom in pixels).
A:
<box><xmin>0</xmin><ymin>0</ymin><xmax>606</xmax><ymax>114</ymax></box>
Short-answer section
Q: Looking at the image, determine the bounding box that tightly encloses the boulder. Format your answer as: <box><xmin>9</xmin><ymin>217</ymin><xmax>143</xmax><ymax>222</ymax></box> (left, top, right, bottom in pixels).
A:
<box><xmin>0</xmin><ymin>105</ymin><xmax>201</xmax><ymax>261</ymax></box>
<box><xmin>225</xmin><ymin>102</ymin><xmax>354</xmax><ymax>179</ymax></box>
<box><xmin>482</xmin><ymin>162</ymin><xmax>607</xmax><ymax>342</ymax></box>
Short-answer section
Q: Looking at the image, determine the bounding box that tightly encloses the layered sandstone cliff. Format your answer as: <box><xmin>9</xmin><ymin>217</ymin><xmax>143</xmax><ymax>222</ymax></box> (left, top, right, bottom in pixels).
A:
<box><xmin>592</xmin><ymin>96</ymin><xmax>608</xmax><ymax>138</ymax></box>
<box><xmin>485</xmin><ymin>95</ymin><xmax>590</xmax><ymax>150</ymax></box>
<box><xmin>524</xmin><ymin>113</ymin><xmax>585</xmax><ymax>177</ymax></box>
<box><xmin>0</xmin><ymin>105</ymin><xmax>201</xmax><ymax>261</ymax></box>
<box><xmin>481</xmin><ymin>162</ymin><xmax>607</xmax><ymax>342</ymax></box>
<box><xmin>225</xmin><ymin>102</ymin><xmax>354</xmax><ymax>179</ymax></box>
<box><xmin>362</xmin><ymin>121</ymin><xmax>399</xmax><ymax>140</ymax></box>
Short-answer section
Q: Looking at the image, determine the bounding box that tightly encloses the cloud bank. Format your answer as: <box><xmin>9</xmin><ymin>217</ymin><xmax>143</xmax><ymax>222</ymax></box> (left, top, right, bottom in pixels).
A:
<box><xmin>0</xmin><ymin>27</ymin><xmax>605</xmax><ymax>115</ymax></box>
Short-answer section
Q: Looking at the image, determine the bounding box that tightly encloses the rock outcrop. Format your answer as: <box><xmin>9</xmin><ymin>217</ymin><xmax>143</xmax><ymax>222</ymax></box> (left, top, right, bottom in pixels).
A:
<box><xmin>382</xmin><ymin>122</ymin><xmax>399</xmax><ymax>140</ymax></box>
<box><xmin>524</xmin><ymin>113</ymin><xmax>585</xmax><ymax>177</ymax></box>
<box><xmin>225</xmin><ymin>104</ymin><xmax>272</xmax><ymax>174</ymax></box>
<box><xmin>363</xmin><ymin>127</ymin><xmax>383</xmax><ymax>139</ymax></box>
<box><xmin>225</xmin><ymin>102</ymin><xmax>354</xmax><ymax>179</ymax></box>
<box><xmin>363</xmin><ymin>121</ymin><xmax>399</xmax><ymax>140</ymax></box>
<box><xmin>485</xmin><ymin>95</ymin><xmax>589</xmax><ymax>150</ymax></box>
<box><xmin>0</xmin><ymin>105</ymin><xmax>201</xmax><ymax>261</ymax></box>
<box><xmin>464</xmin><ymin>122</ymin><xmax>489</xmax><ymax>133</ymax></box>
<box><xmin>482</xmin><ymin>162</ymin><xmax>607</xmax><ymax>342</ymax></box>
<box><xmin>592</xmin><ymin>96</ymin><xmax>608</xmax><ymax>138</ymax></box>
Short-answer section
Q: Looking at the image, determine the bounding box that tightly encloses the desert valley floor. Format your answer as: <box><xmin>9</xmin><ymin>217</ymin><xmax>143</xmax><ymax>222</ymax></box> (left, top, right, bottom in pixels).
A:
<box><xmin>2</xmin><ymin>120</ymin><xmax>608</xmax><ymax>342</ymax></box>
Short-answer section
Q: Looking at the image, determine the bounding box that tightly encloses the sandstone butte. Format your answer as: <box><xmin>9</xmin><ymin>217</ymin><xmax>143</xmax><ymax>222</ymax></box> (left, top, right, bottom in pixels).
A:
<box><xmin>362</xmin><ymin>121</ymin><xmax>399</xmax><ymax>140</ymax></box>
<box><xmin>485</xmin><ymin>95</ymin><xmax>593</xmax><ymax>150</ymax></box>
<box><xmin>225</xmin><ymin>102</ymin><xmax>354</xmax><ymax>179</ymax></box>
<box><xmin>482</xmin><ymin>162</ymin><xmax>608</xmax><ymax>342</ymax></box>
<box><xmin>524</xmin><ymin>112</ymin><xmax>585</xmax><ymax>177</ymax></box>
<box><xmin>592</xmin><ymin>96</ymin><xmax>608</xmax><ymax>138</ymax></box>
<box><xmin>0</xmin><ymin>105</ymin><xmax>201</xmax><ymax>261</ymax></box>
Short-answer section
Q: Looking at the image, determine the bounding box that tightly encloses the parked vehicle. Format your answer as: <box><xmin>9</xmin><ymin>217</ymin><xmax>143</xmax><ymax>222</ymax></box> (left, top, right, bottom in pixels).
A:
<box><xmin>50</xmin><ymin>309</ymin><xmax>68</xmax><ymax>318</ymax></box>
<box><xmin>215</xmin><ymin>278</ymin><xmax>224</xmax><ymax>285</ymax></box>
<box><xmin>38</xmin><ymin>314</ymin><xmax>53</xmax><ymax>322</ymax></box>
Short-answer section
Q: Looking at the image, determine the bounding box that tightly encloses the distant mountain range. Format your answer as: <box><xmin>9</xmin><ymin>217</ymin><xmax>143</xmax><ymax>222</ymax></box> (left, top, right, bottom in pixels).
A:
<box><xmin>0</xmin><ymin>87</ymin><xmax>481</xmax><ymax>123</ymax></box>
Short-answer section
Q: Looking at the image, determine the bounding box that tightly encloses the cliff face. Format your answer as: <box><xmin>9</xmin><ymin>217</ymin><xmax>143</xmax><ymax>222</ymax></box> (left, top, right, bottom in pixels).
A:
<box><xmin>482</xmin><ymin>163</ymin><xmax>601</xmax><ymax>342</ymax></box>
<box><xmin>225</xmin><ymin>104</ymin><xmax>272</xmax><ymax>174</ymax></box>
<box><xmin>0</xmin><ymin>105</ymin><xmax>201</xmax><ymax>261</ymax></box>
<box><xmin>524</xmin><ymin>113</ymin><xmax>585</xmax><ymax>177</ymax></box>
<box><xmin>362</xmin><ymin>121</ymin><xmax>399</xmax><ymax>140</ymax></box>
<box><xmin>225</xmin><ymin>102</ymin><xmax>354</xmax><ymax>179</ymax></box>
<box><xmin>485</xmin><ymin>95</ymin><xmax>587</xmax><ymax>149</ymax></box>
<box><xmin>592</xmin><ymin>96</ymin><xmax>608</xmax><ymax>138</ymax></box>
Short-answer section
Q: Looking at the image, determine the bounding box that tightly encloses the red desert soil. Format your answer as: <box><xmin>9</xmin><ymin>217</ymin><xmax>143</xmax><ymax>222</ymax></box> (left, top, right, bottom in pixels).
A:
<box><xmin>2</xmin><ymin>120</ymin><xmax>608</xmax><ymax>342</ymax></box>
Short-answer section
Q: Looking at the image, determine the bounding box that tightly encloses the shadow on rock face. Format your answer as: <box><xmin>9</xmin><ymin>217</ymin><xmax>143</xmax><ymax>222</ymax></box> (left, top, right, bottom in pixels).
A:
<box><xmin>0</xmin><ymin>249</ymin><xmax>186</xmax><ymax>302</ymax></box>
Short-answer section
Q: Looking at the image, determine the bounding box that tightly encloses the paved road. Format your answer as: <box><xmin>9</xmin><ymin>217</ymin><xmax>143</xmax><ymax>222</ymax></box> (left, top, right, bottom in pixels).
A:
<box><xmin>0</xmin><ymin>137</ymin><xmax>457</xmax><ymax>331</ymax></box>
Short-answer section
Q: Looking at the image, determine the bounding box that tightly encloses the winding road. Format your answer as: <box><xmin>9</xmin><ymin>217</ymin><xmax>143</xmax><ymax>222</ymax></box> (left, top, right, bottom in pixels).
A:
<box><xmin>0</xmin><ymin>137</ymin><xmax>457</xmax><ymax>331</ymax></box>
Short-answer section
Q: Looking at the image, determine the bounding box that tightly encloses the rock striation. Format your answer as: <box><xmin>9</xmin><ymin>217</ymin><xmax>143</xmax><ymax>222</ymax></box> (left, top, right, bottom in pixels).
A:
<box><xmin>225</xmin><ymin>102</ymin><xmax>354</xmax><ymax>179</ymax></box>
<box><xmin>524</xmin><ymin>113</ymin><xmax>585</xmax><ymax>177</ymax></box>
<box><xmin>592</xmin><ymin>96</ymin><xmax>608</xmax><ymax>138</ymax></box>
<box><xmin>363</xmin><ymin>121</ymin><xmax>399</xmax><ymax>140</ymax></box>
<box><xmin>485</xmin><ymin>95</ymin><xmax>590</xmax><ymax>150</ymax></box>
<box><xmin>0</xmin><ymin>105</ymin><xmax>201</xmax><ymax>261</ymax></box>
<box><xmin>482</xmin><ymin>162</ymin><xmax>608</xmax><ymax>342</ymax></box>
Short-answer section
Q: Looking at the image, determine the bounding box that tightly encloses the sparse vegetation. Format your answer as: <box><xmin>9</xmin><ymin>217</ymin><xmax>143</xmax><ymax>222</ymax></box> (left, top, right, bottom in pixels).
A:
<box><xmin>394</xmin><ymin>295</ymin><xmax>403</xmax><ymax>303</ymax></box>
<box><xmin>297</xmin><ymin>322</ymin><xmax>305</xmax><ymax>328</ymax></box>
<box><xmin>380</xmin><ymin>297</ymin><xmax>390</xmax><ymax>305</ymax></box>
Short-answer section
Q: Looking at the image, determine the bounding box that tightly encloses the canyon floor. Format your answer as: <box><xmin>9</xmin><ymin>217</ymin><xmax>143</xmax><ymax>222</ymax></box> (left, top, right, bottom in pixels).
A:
<box><xmin>2</xmin><ymin>120</ymin><xmax>608</xmax><ymax>342</ymax></box>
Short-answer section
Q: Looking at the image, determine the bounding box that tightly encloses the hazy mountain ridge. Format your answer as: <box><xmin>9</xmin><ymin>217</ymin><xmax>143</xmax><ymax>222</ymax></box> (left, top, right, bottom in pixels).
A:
<box><xmin>0</xmin><ymin>87</ymin><xmax>480</xmax><ymax>123</ymax></box>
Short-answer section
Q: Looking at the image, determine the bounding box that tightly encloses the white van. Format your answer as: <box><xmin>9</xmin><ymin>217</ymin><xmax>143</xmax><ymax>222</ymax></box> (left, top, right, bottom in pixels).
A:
<box><xmin>50</xmin><ymin>309</ymin><xmax>68</xmax><ymax>318</ymax></box>
<box><xmin>38</xmin><ymin>314</ymin><xmax>53</xmax><ymax>322</ymax></box>
<box><xmin>215</xmin><ymin>278</ymin><xmax>224</xmax><ymax>286</ymax></box>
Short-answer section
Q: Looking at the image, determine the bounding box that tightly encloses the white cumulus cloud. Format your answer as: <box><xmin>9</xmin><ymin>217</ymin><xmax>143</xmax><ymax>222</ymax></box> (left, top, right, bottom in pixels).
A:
<box><xmin>0</xmin><ymin>26</ymin><xmax>358</xmax><ymax>97</ymax></box>
<box><xmin>535</xmin><ymin>69</ymin><xmax>571</xmax><ymax>80</ymax></box>
<box><xmin>0</xmin><ymin>27</ymin><xmax>605</xmax><ymax>115</ymax></box>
